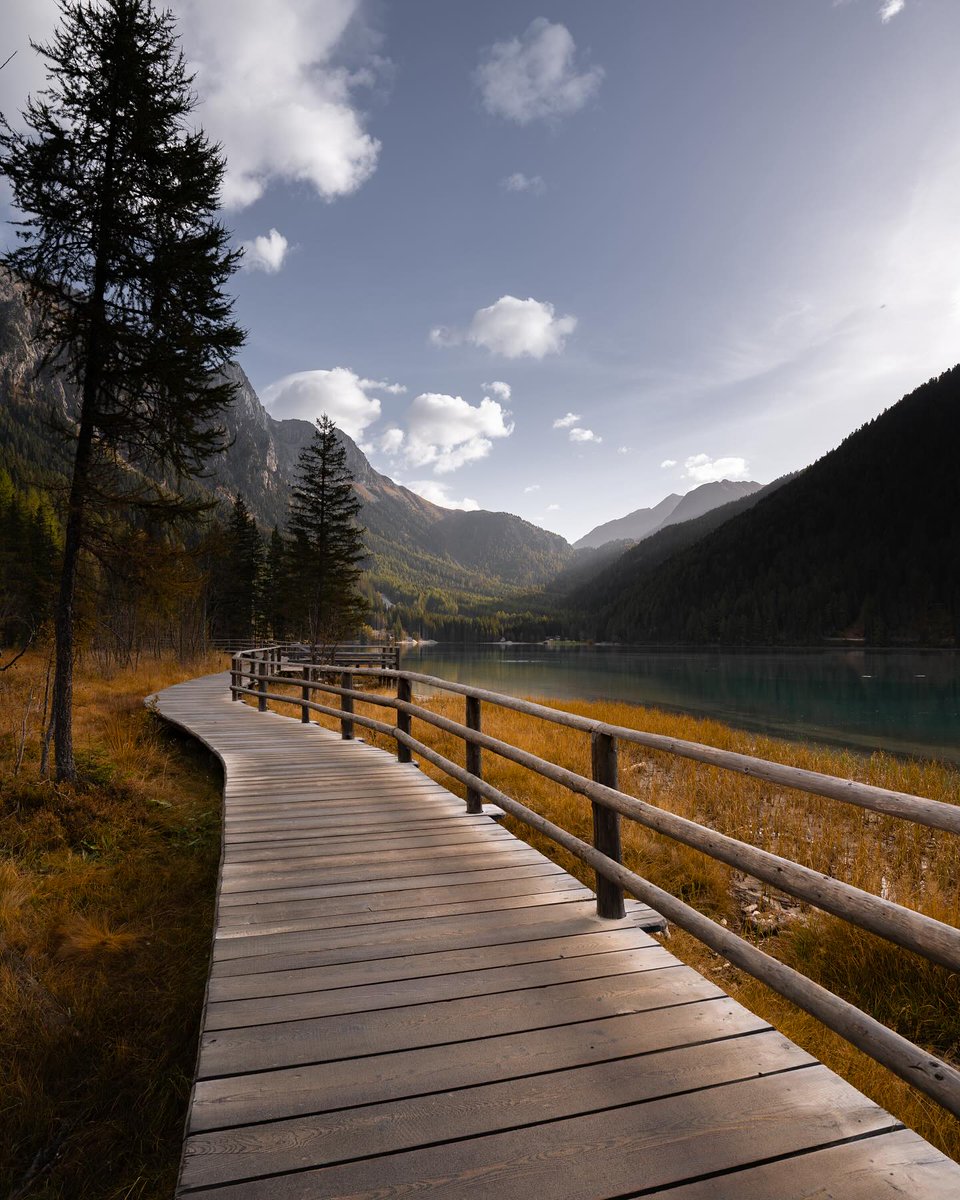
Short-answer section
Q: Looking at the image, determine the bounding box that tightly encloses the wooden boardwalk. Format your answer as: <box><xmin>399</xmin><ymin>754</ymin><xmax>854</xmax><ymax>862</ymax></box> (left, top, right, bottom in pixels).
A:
<box><xmin>154</xmin><ymin>672</ymin><xmax>960</xmax><ymax>1199</ymax></box>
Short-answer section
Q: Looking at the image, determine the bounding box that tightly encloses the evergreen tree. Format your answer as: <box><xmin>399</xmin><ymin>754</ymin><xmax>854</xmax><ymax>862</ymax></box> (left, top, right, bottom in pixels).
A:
<box><xmin>0</xmin><ymin>0</ymin><xmax>244</xmax><ymax>780</ymax></box>
<box><xmin>214</xmin><ymin>494</ymin><xmax>264</xmax><ymax>645</ymax></box>
<box><xmin>286</xmin><ymin>415</ymin><xmax>367</xmax><ymax>646</ymax></box>
<box><xmin>263</xmin><ymin>525</ymin><xmax>290</xmax><ymax>641</ymax></box>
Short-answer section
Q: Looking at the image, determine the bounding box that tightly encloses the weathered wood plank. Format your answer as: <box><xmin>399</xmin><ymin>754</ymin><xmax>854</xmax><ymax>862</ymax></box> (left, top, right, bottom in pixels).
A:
<box><xmin>206</xmin><ymin>927</ymin><xmax>659</xmax><ymax>1003</ymax></box>
<box><xmin>197</xmin><ymin>965</ymin><xmax>720</xmax><ymax>1077</ymax></box>
<box><xmin>213</xmin><ymin>885</ymin><xmax>594</xmax><ymax>941</ymax></box>
<box><xmin>188</xmin><ymin>997</ymin><xmax>769</xmax><ymax>1131</ymax></box>
<box><xmin>181</xmin><ymin>1030</ymin><xmax>812</xmax><ymax>1188</ymax></box>
<box><xmin>216</xmin><ymin>872</ymin><xmax>587</xmax><ymax>926</ymax></box>
<box><xmin>205</xmin><ymin>943</ymin><xmax>672</xmax><ymax>1029</ymax></box>
<box><xmin>177</xmin><ymin>1067</ymin><xmax>901</xmax><ymax>1199</ymax></box>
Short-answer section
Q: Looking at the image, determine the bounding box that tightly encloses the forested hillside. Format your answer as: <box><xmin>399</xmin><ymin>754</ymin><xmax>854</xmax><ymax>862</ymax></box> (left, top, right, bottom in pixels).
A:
<box><xmin>0</xmin><ymin>272</ymin><xmax>571</xmax><ymax>623</ymax></box>
<box><xmin>580</xmin><ymin>368</ymin><xmax>960</xmax><ymax>645</ymax></box>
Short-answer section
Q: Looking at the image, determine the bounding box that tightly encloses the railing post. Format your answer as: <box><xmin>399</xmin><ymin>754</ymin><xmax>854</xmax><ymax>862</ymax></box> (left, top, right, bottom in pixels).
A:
<box><xmin>231</xmin><ymin>656</ymin><xmax>240</xmax><ymax>700</ymax></box>
<box><xmin>591</xmin><ymin>731</ymin><xmax>625</xmax><ymax>919</ymax></box>
<box><xmin>341</xmin><ymin>669</ymin><xmax>355</xmax><ymax>740</ymax></box>
<box><xmin>300</xmin><ymin>664</ymin><xmax>310</xmax><ymax>724</ymax></box>
<box><xmin>465</xmin><ymin>695</ymin><xmax>483</xmax><ymax>814</ymax></box>
<box><xmin>396</xmin><ymin>676</ymin><xmax>412</xmax><ymax>763</ymax></box>
<box><xmin>258</xmin><ymin>657</ymin><xmax>267</xmax><ymax>713</ymax></box>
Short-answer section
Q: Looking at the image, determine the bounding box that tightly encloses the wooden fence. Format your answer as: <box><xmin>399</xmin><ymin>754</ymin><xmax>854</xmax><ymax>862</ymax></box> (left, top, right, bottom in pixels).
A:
<box><xmin>229</xmin><ymin>646</ymin><xmax>960</xmax><ymax>1121</ymax></box>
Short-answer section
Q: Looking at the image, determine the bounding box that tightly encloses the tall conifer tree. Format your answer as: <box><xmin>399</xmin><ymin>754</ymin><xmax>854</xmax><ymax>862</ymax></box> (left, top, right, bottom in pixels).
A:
<box><xmin>0</xmin><ymin>0</ymin><xmax>244</xmax><ymax>780</ymax></box>
<box><xmin>286</xmin><ymin>416</ymin><xmax>367</xmax><ymax>646</ymax></box>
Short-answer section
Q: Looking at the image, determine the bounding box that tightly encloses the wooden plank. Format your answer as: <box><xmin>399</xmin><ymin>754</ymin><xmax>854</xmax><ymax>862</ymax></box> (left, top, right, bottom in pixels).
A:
<box><xmin>206</xmin><ymin>943</ymin><xmax>672</xmax><ymax>1029</ymax></box>
<box><xmin>210</xmin><ymin>899</ymin><xmax>631</xmax><ymax>963</ymax></box>
<box><xmin>222</xmin><ymin>826</ymin><xmax>515</xmax><ymax>864</ymax></box>
<box><xmin>213</xmin><ymin>886</ymin><xmax>594</xmax><ymax>941</ymax></box>
<box><xmin>217</xmin><ymin>872</ymin><xmax>587</xmax><ymax>926</ymax></box>
<box><xmin>216</xmin><ymin>847</ymin><xmax>553</xmax><ymax>897</ymax></box>
<box><xmin>188</xmin><ymin>996</ymin><xmax>769</xmax><ymax>1131</ymax></box>
<box><xmin>215</xmin><ymin>861</ymin><xmax>574</xmax><ymax>909</ymax></box>
<box><xmin>206</xmin><ymin>928</ymin><xmax>659</xmax><ymax>1003</ymax></box>
<box><xmin>663</xmin><ymin>1127</ymin><xmax>960</xmax><ymax>1199</ymax></box>
<box><xmin>180</xmin><ymin>1029</ymin><xmax>812</xmax><ymax>1189</ymax></box>
<box><xmin>197</xmin><ymin>964</ymin><xmax>720</xmax><ymax>1076</ymax></box>
<box><xmin>177</xmin><ymin>1067</ymin><xmax>900</xmax><ymax>1199</ymax></box>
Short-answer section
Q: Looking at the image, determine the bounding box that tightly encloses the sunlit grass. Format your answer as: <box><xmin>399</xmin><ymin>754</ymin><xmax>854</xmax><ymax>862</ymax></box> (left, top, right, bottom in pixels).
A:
<box><xmin>0</xmin><ymin>648</ymin><xmax>223</xmax><ymax>1199</ymax></box>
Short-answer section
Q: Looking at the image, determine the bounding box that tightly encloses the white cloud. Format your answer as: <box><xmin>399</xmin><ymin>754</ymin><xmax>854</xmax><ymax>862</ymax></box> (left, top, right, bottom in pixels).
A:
<box><xmin>683</xmin><ymin>454</ymin><xmax>750</xmax><ymax>483</ymax></box>
<box><xmin>469</xmin><ymin>296</ymin><xmax>576</xmax><ymax>358</ymax></box>
<box><xmin>476</xmin><ymin>18</ymin><xmax>604</xmax><ymax>125</ymax></box>
<box><xmin>406</xmin><ymin>480</ymin><xmax>479</xmax><ymax>511</ymax></box>
<box><xmin>553</xmin><ymin>412</ymin><xmax>582</xmax><ymax>429</ymax></box>
<box><xmin>262</xmin><ymin>367</ymin><xmax>389</xmax><ymax>438</ymax></box>
<box><xmin>384</xmin><ymin>391</ymin><xmax>514</xmax><ymax>475</ymax></box>
<box><xmin>173</xmin><ymin>0</ymin><xmax>382</xmax><ymax>209</ymax></box>
<box><xmin>660</xmin><ymin>458</ymin><xmax>677</xmax><ymax>468</ymax></box>
<box><xmin>0</xmin><ymin>2</ymin><xmax>383</xmax><ymax>212</ymax></box>
<box><xmin>569</xmin><ymin>427</ymin><xmax>601</xmax><ymax>443</ymax></box>
<box><xmin>428</xmin><ymin>325</ymin><xmax>459</xmax><ymax>348</ymax></box>
<box><xmin>546</xmin><ymin>503</ymin><xmax>560</xmax><ymax>511</ymax></box>
<box><xmin>482</xmin><ymin>380</ymin><xmax>512</xmax><ymax>401</ymax></box>
<box><xmin>501</xmin><ymin>172</ymin><xmax>545</xmax><ymax>194</ymax></box>
<box><xmin>524</xmin><ymin>484</ymin><xmax>541</xmax><ymax>493</ymax></box>
<box><xmin>433</xmin><ymin>296</ymin><xmax>576</xmax><ymax>359</ymax></box>
<box><xmin>617</xmin><ymin>446</ymin><xmax>631</xmax><ymax>455</ymax></box>
<box><xmin>879</xmin><ymin>0</ymin><xmax>905</xmax><ymax>22</ymax></box>
<box><xmin>240</xmin><ymin>228</ymin><xmax>289</xmax><ymax>273</ymax></box>
<box><xmin>378</xmin><ymin>427</ymin><xmax>405</xmax><ymax>454</ymax></box>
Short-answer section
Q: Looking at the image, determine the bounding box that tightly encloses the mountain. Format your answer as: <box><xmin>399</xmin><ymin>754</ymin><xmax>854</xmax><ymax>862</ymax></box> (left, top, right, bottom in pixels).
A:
<box><xmin>579</xmin><ymin>369</ymin><xmax>960</xmax><ymax>646</ymax></box>
<box><xmin>658</xmin><ymin>479</ymin><xmax>764</xmax><ymax>527</ymax></box>
<box><xmin>573</xmin><ymin>494</ymin><xmax>681</xmax><ymax>549</ymax></box>
<box><xmin>573</xmin><ymin>480</ymin><xmax>763</xmax><ymax>551</ymax></box>
<box><xmin>0</xmin><ymin>272</ymin><xmax>571</xmax><ymax>607</ymax></box>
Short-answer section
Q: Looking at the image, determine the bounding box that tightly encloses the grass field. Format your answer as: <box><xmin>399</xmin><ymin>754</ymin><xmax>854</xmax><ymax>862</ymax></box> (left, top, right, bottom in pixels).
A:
<box><xmin>0</xmin><ymin>650</ymin><xmax>222</xmax><ymax>1200</ymax></box>
<box><xmin>3</xmin><ymin>653</ymin><xmax>958</xmax><ymax>1196</ymax></box>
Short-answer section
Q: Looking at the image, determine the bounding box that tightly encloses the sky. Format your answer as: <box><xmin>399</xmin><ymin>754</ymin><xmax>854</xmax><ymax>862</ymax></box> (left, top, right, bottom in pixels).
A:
<box><xmin>3</xmin><ymin>0</ymin><xmax>960</xmax><ymax>542</ymax></box>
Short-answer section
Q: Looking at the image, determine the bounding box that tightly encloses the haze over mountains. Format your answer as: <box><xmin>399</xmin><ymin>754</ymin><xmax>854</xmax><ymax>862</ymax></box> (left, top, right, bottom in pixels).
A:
<box><xmin>573</xmin><ymin>480</ymin><xmax>764</xmax><ymax>550</ymax></box>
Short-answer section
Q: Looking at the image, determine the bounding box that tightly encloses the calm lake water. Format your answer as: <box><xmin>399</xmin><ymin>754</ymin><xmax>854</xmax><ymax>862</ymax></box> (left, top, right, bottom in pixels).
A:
<box><xmin>397</xmin><ymin>644</ymin><xmax>960</xmax><ymax>765</ymax></box>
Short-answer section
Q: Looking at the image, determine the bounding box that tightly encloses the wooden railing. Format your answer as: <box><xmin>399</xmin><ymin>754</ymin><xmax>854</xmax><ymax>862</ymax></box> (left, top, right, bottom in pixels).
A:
<box><xmin>228</xmin><ymin>648</ymin><xmax>960</xmax><ymax>1120</ymax></box>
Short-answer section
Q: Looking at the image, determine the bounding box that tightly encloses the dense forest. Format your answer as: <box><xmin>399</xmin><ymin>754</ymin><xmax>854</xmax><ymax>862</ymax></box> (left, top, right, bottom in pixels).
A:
<box><xmin>574</xmin><ymin>367</ymin><xmax>960</xmax><ymax>646</ymax></box>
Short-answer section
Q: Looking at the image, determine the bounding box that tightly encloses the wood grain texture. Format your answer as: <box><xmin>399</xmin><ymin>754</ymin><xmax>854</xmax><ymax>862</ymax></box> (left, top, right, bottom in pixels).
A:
<box><xmin>151</xmin><ymin>672</ymin><xmax>960</xmax><ymax>1199</ymax></box>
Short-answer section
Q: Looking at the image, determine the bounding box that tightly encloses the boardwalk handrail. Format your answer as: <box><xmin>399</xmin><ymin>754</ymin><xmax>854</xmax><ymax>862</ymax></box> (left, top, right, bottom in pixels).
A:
<box><xmin>227</xmin><ymin>648</ymin><xmax>960</xmax><ymax>1120</ymax></box>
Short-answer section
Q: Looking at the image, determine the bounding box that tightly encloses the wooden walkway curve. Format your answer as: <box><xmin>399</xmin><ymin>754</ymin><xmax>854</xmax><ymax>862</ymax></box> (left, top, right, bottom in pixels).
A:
<box><xmin>153</xmin><ymin>672</ymin><xmax>960</xmax><ymax>1199</ymax></box>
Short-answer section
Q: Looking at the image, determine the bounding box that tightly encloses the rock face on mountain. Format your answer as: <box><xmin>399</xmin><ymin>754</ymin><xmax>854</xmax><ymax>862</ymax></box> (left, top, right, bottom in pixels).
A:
<box><xmin>574</xmin><ymin>480</ymin><xmax>763</xmax><ymax>551</ymax></box>
<box><xmin>0</xmin><ymin>271</ymin><xmax>571</xmax><ymax>603</ymax></box>
<box><xmin>206</xmin><ymin>363</ymin><xmax>572</xmax><ymax>600</ymax></box>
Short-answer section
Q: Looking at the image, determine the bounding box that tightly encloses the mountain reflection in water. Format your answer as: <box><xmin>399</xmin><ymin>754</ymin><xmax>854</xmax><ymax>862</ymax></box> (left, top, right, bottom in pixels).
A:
<box><xmin>398</xmin><ymin>644</ymin><xmax>960</xmax><ymax>765</ymax></box>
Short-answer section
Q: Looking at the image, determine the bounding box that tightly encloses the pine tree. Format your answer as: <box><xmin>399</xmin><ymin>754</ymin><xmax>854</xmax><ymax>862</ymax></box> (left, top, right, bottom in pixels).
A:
<box><xmin>0</xmin><ymin>0</ymin><xmax>244</xmax><ymax>780</ymax></box>
<box><xmin>263</xmin><ymin>525</ymin><xmax>290</xmax><ymax>641</ymax></box>
<box><xmin>286</xmin><ymin>416</ymin><xmax>367</xmax><ymax>647</ymax></box>
<box><xmin>216</xmin><ymin>494</ymin><xmax>264</xmax><ymax>645</ymax></box>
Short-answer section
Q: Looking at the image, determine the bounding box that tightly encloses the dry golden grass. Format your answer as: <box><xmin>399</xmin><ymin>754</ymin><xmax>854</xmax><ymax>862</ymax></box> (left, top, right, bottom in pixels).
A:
<box><xmin>257</xmin><ymin>676</ymin><xmax>960</xmax><ymax>1162</ymax></box>
<box><xmin>0</xmin><ymin>648</ymin><xmax>224</xmax><ymax>1200</ymax></box>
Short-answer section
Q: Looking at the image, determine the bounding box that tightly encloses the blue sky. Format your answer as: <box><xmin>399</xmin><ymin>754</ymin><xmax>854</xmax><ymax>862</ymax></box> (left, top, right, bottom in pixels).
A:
<box><xmin>4</xmin><ymin>0</ymin><xmax>960</xmax><ymax>540</ymax></box>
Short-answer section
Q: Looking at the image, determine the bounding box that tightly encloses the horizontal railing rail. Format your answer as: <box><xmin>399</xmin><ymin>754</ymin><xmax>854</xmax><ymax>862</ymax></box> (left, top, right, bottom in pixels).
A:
<box><xmin>226</xmin><ymin>649</ymin><xmax>960</xmax><ymax>1120</ymax></box>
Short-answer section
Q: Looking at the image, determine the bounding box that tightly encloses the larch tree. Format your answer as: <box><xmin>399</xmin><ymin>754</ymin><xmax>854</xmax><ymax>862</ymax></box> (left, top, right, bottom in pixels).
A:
<box><xmin>286</xmin><ymin>415</ymin><xmax>367</xmax><ymax>647</ymax></box>
<box><xmin>0</xmin><ymin>0</ymin><xmax>244</xmax><ymax>781</ymax></box>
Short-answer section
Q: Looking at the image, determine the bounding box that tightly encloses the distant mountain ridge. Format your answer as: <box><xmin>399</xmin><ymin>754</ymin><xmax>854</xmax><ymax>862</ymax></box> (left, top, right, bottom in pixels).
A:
<box><xmin>578</xmin><ymin>368</ymin><xmax>960</xmax><ymax>646</ymax></box>
<box><xmin>574</xmin><ymin>479</ymin><xmax>764</xmax><ymax>550</ymax></box>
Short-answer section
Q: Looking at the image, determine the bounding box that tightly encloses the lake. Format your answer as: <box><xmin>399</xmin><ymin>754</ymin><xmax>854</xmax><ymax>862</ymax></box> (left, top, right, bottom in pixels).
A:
<box><xmin>397</xmin><ymin>644</ymin><xmax>960</xmax><ymax>765</ymax></box>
